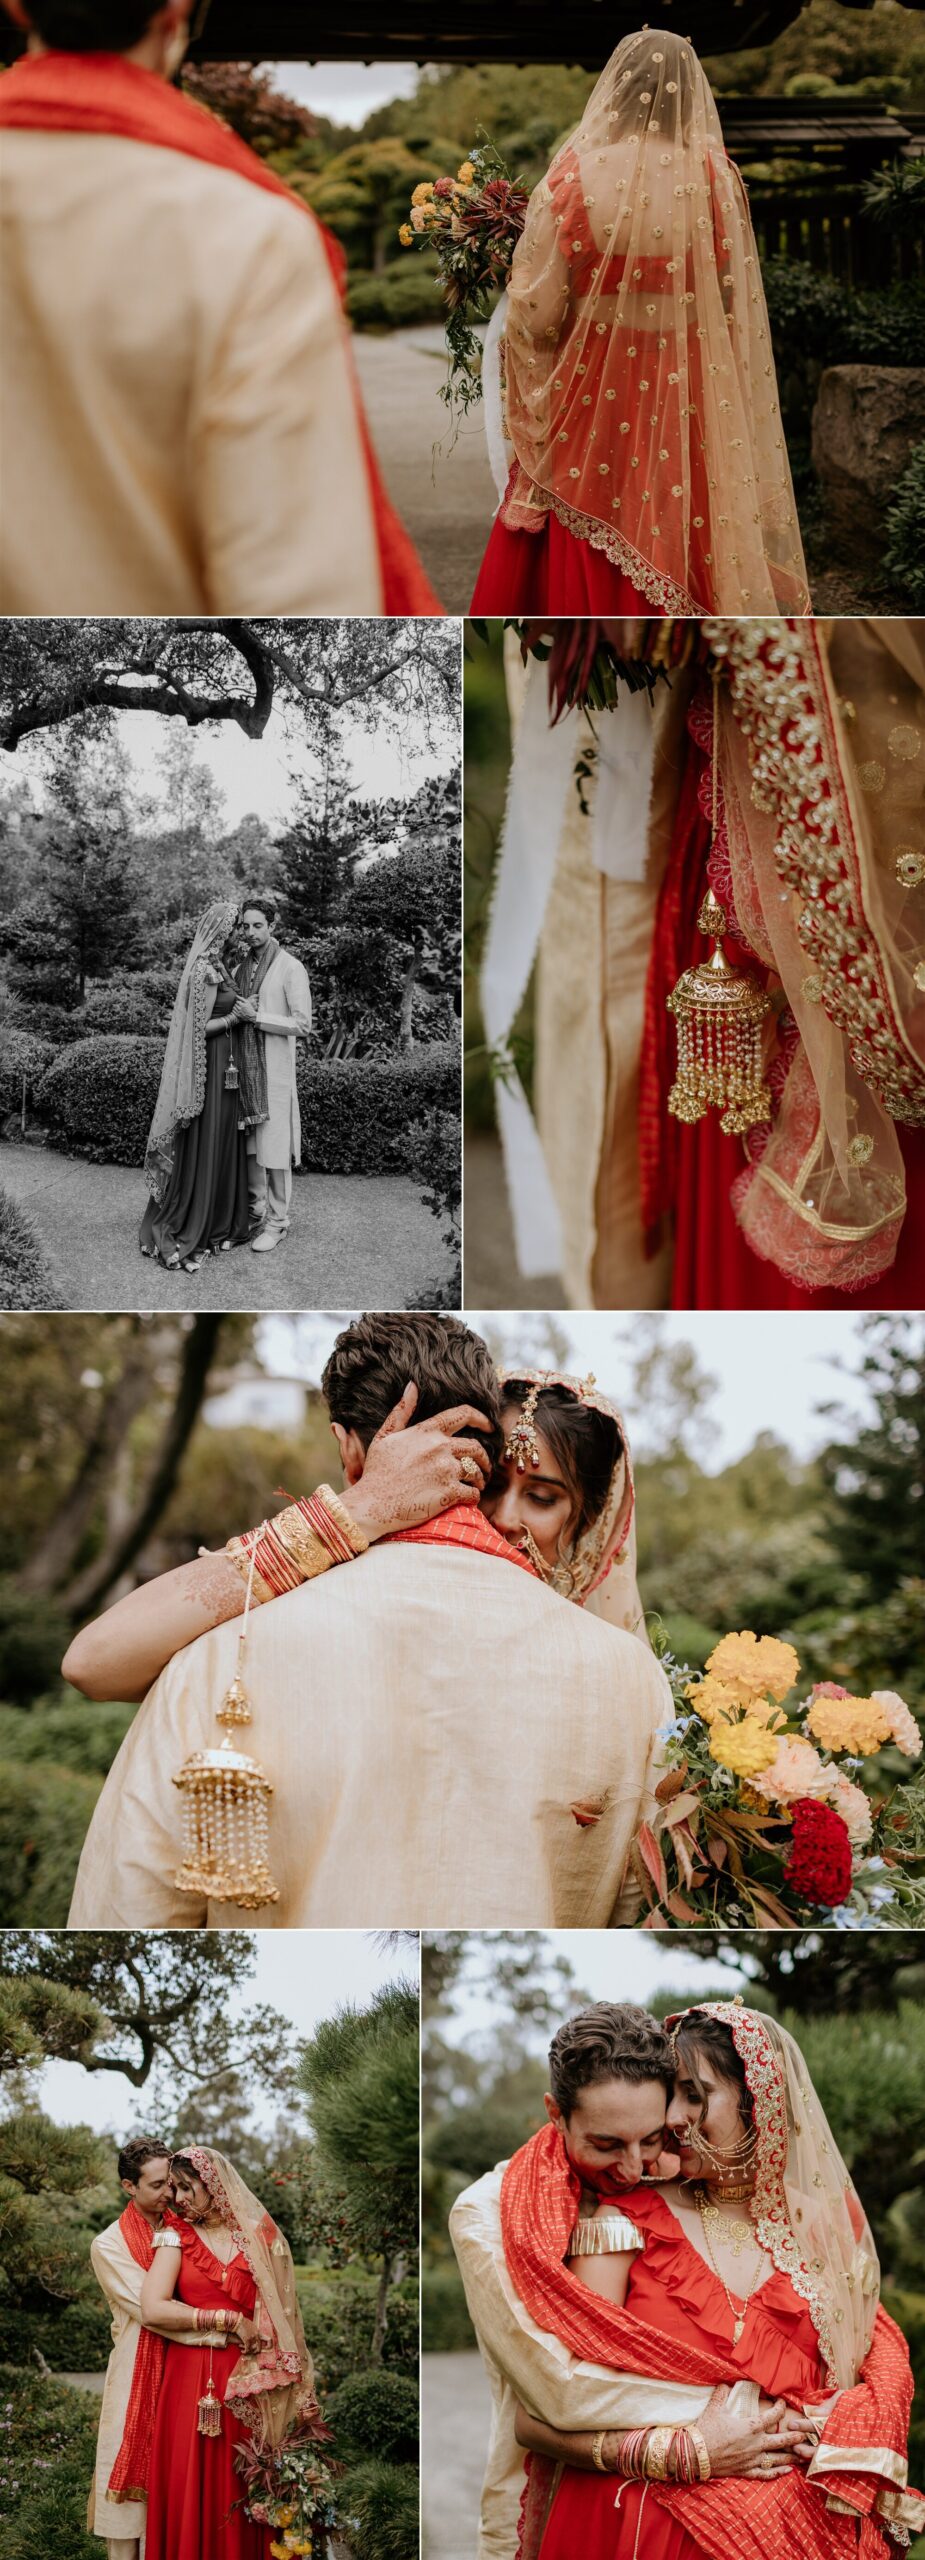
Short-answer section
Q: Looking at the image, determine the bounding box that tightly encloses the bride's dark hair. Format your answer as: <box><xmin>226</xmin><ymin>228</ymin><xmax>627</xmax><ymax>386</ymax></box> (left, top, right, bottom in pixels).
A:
<box><xmin>673</xmin><ymin>2011</ymin><xmax>755</xmax><ymax>2130</ymax></box>
<box><xmin>503</xmin><ymin>1379</ymin><xmax>623</xmax><ymax>1541</ymax></box>
<box><xmin>23</xmin><ymin>1</ymin><xmax>156</xmax><ymax>44</ymax></box>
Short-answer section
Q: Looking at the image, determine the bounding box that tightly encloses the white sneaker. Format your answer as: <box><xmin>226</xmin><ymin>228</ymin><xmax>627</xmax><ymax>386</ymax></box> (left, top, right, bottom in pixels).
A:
<box><xmin>251</xmin><ymin>1224</ymin><xmax>287</xmax><ymax>1252</ymax></box>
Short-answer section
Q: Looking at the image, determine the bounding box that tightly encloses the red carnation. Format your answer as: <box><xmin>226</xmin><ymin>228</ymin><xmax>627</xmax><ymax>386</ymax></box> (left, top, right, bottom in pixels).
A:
<box><xmin>783</xmin><ymin>1798</ymin><xmax>853</xmax><ymax>1908</ymax></box>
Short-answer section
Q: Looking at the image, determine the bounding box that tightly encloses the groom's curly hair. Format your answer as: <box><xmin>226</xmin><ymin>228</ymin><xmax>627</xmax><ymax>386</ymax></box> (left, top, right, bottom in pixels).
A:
<box><xmin>22</xmin><ymin>2</ymin><xmax>158</xmax><ymax>44</ymax></box>
<box><xmin>322</xmin><ymin>1313</ymin><xmax>502</xmax><ymax>1451</ymax></box>
<box><xmin>118</xmin><ymin>2135</ymin><xmax>171</xmax><ymax>2184</ymax></box>
<box><xmin>549</xmin><ymin>2004</ymin><xmax>675</xmax><ymax>2119</ymax></box>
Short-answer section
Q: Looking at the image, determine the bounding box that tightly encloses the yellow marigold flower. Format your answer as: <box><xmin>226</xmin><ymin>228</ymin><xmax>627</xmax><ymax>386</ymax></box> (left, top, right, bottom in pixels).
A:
<box><xmin>709</xmin><ymin>1716</ymin><xmax>780</xmax><ymax>1780</ymax></box>
<box><xmin>685</xmin><ymin>1673</ymin><xmax>745</xmax><ymax>1724</ymax></box>
<box><xmin>411</xmin><ymin>181</ymin><xmax>435</xmax><ymax>204</ymax></box>
<box><xmin>398</xmin><ymin>222</ymin><xmax>414</xmax><ymax>245</ymax></box>
<box><xmin>457</xmin><ymin>160</ymin><xmax>475</xmax><ymax>183</ymax></box>
<box><xmin>706</xmin><ymin>1631</ymin><xmax>800</xmax><ymax>1703</ymax></box>
<box><xmin>806</xmin><ymin>1694</ymin><xmax>893</xmax><ymax>1757</ymax></box>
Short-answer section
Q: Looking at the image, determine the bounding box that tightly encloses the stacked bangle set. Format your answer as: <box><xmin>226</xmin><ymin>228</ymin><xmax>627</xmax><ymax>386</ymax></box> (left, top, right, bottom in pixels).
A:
<box><xmin>591</xmin><ymin>2422</ymin><xmax>711</xmax><ymax>2481</ymax></box>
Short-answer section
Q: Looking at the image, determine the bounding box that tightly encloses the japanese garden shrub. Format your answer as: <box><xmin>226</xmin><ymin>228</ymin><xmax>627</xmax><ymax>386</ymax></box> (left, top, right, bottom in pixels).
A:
<box><xmin>0</xmin><ymin>1580</ymin><xmax>72</xmax><ymax>1703</ymax></box>
<box><xmin>36</xmin><ymin>1034</ymin><xmax>165</xmax><ymax>1167</ymax></box>
<box><xmin>326</xmin><ymin>2370</ymin><xmax>418</xmax><ymax>2464</ymax></box>
<box><xmin>0</xmin><ymin>1757</ymin><xmax>101</xmax><ymax>1925</ymax></box>
<box><xmin>0</xmin><ymin>1184</ymin><xmax>62</xmax><ymax>1313</ymax></box>
<box><xmin>297</xmin><ymin>1045</ymin><xmax>459</xmax><ymax>1176</ymax></box>
<box><xmin>884</xmin><ymin>440</ymin><xmax>925</xmax><ymax>609</ymax></box>
<box><xmin>294</xmin><ymin>2270</ymin><xmax>418</xmax><ymax>2394</ymax></box>
<box><xmin>421</xmin><ymin>2263</ymin><xmax>477</xmax><ymax>2352</ymax></box>
<box><xmin>80</xmin><ymin>970</ymin><xmax>178</xmax><ymax>1040</ymax></box>
<box><xmin>0</xmin><ymin>1026</ymin><xmax>57</xmax><ymax>1121</ymax></box>
<box><xmin>764</xmin><ymin>261</ymin><xmax>925</xmax><ymax>442</ymax></box>
<box><xmin>0</xmin><ymin>1697</ymin><xmax>135</xmax><ymax>1777</ymax></box>
<box><xmin>347</xmin><ymin>260</ymin><xmax>442</xmax><ymax>329</ymax></box>
<box><xmin>0</xmin><ymin>2365</ymin><xmax>101</xmax><ymax>2560</ymax></box>
<box><xmin>338</xmin><ymin>2458</ymin><xmax>419</xmax><ymax>2560</ymax></box>
<box><xmin>11</xmin><ymin>2289</ymin><xmax>113</xmax><ymax>2370</ymax></box>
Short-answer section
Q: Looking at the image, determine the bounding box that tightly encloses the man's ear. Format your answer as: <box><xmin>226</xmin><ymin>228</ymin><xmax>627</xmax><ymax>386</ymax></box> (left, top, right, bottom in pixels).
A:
<box><xmin>331</xmin><ymin>1420</ymin><xmax>366</xmax><ymax>1485</ymax></box>
<box><xmin>119</xmin><ymin>2177</ymin><xmax>135</xmax><ymax>2199</ymax></box>
<box><xmin>543</xmin><ymin>2094</ymin><xmax>564</xmax><ymax>2131</ymax></box>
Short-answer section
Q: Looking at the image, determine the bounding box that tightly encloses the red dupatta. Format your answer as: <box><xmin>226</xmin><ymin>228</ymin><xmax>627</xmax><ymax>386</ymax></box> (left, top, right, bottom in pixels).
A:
<box><xmin>386</xmin><ymin>1501</ymin><xmax>539</xmax><ymax>1576</ymax></box>
<box><xmin>106</xmin><ymin>2201</ymin><xmax>173</xmax><ymax>2501</ymax></box>
<box><xmin>0</xmin><ymin>49</ymin><xmax>441</xmax><ymax>616</ymax></box>
<box><xmin>503</xmin><ymin>2124</ymin><xmax>922</xmax><ymax>2560</ymax></box>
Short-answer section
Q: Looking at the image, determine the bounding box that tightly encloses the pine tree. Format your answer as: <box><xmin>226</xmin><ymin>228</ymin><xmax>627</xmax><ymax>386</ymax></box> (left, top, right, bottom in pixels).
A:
<box><xmin>820</xmin><ymin>1314</ymin><xmax>925</xmax><ymax>1599</ymax></box>
<box><xmin>299</xmin><ymin>1982</ymin><xmax>418</xmax><ymax>2362</ymax></box>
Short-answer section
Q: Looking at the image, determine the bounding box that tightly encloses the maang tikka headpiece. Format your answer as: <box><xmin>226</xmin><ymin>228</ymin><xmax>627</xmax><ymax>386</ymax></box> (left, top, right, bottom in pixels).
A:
<box><xmin>502</xmin><ymin>1379</ymin><xmax>542</xmax><ymax>1474</ymax></box>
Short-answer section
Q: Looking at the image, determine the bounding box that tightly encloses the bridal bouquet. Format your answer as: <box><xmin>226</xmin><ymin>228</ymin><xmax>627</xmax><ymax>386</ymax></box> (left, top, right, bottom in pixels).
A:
<box><xmin>637</xmin><ymin>1631</ymin><xmax>925</xmax><ymax>1928</ymax></box>
<box><xmin>399</xmin><ymin>139</ymin><xmax>529</xmax><ymax>418</ymax></box>
<box><xmin>234</xmin><ymin>2429</ymin><xmax>340</xmax><ymax>2554</ymax></box>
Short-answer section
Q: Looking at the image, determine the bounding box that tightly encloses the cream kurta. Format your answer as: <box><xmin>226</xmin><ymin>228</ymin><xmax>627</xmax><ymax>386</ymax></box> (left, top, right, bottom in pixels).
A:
<box><xmin>89</xmin><ymin>2219</ymin><xmax>201</xmax><ymax>2549</ymax></box>
<box><xmin>0</xmin><ymin>132</ymin><xmax>380</xmax><ymax>613</ymax></box>
<box><xmin>68</xmin><ymin>1543</ymin><xmax>672</xmax><ymax>1928</ymax></box>
<box><xmin>450</xmin><ymin>2165</ymin><xmax>712</xmax><ymax>2560</ymax></box>
<box><xmin>252</xmin><ymin>946</ymin><xmax>312</xmax><ymax>1170</ymax></box>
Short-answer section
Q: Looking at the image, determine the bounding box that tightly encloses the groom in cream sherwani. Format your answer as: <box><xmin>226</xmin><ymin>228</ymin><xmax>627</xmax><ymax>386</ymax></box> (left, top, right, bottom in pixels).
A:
<box><xmin>88</xmin><ymin>2136</ymin><xmax>178</xmax><ymax>2560</ymax></box>
<box><xmin>232</xmin><ymin>894</ymin><xmax>312</xmax><ymax>1255</ymax></box>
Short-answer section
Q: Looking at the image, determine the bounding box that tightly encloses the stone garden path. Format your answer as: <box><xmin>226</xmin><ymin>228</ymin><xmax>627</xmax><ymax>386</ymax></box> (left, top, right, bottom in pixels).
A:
<box><xmin>354</xmin><ymin>326</ymin><xmax>497</xmax><ymax>613</ymax></box>
<box><xmin>0</xmin><ymin>1143</ymin><xmax>453</xmax><ymax>1310</ymax></box>
<box><xmin>422</xmin><ymin>2352</ymin><xmax>492</xmax><ymax>2560</ymax></box>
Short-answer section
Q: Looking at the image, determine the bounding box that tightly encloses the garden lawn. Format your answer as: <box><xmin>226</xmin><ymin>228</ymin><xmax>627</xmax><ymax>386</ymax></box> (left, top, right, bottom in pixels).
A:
<box><xmin>0</xmin><ymin>1146</ymin><xmax>455</xmax><ymax>1310</ymax></box>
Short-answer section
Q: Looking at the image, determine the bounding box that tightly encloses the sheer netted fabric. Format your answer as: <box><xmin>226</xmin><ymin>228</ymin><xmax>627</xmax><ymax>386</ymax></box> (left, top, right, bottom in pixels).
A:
<box><xmin>706</xmin><ymin>618</ymin><xmax>924</xmax><ymax>1289</ymax></box>
<box><xmin>143</xmin><ymin>899</ymin><xmax>239</xmax><ymax>1202</ymax></box>
<box><xmin>498</xmin><ymin>1366</ymin><xmax>644</xmax><ymax>1636</ymax></box>
<box><xmin>500</xmin><ymin>32</ymin><xmax>809</xmax><ymax>615</ymax></box>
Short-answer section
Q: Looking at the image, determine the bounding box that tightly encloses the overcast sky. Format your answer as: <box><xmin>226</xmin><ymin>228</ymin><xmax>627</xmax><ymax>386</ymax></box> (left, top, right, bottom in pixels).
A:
<box><xmin>271</xmin><ymin>60</ymin><xmax>423</xmax><ymax>126</ymax></box>
<box><xmin>35</xmin><ymin>1931</ymin><xmax>418</xmax><ymax>2138</ymax></box>
<box><xmin>253</xmin><ymin>1308</ymin><xmax>892</xmax><ymax>1472</ymax></box>
<box><xmin>431</xmin><ymin>1929</ymin><xmax>750</xmax><ymax>2057</ymax></box>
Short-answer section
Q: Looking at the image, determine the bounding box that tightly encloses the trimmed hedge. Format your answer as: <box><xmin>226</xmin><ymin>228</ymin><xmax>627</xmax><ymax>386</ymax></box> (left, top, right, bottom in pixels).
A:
<box><xmin>0</xmin><ymin>1756</ymin><xmax>101</xmax><ymax>1924</ymax></box>
<box><xmin>347</xmin><ymin>260</ymin><xmax>442</xmax><ymax>328</ymax></box>
<box><xmin>0</xmin><ymin>1184</ymin><xmax>61</xmax><ymax>1312</ymax></box>
<box><xmin>36</xmin><ymin>1033</ymin><xmax>165</xmax><ymax>1167</ymax></box>
<box><xmin>297</xmin><ymin>1045</ymin><xmax>459</xmax><ymax>1176</ymax></box>
<box><xmin>12</xmin><ymin>2291</ymin><xmax>113</xmax><ymax>2369</ymax></box>
<box><xmin>326</xmin><ymin>2370</ymin><xmax>418</xmax><ymax>2464</ymax></box>
<box><xmin>421</xmin><ymin>2263</ymin><xmax>476</xmax><ymax>2353</ymax></box>
<box><xmin>0</xmin><ymin>1697</ymin><xmax>135</xmax><ymax>1778</ymax></box>
<box><xmin>80</xmin><ymin>970</ymin><xmax>177</xmax><ymax>1039</ymax></box>
<box><xmin>0</xmin><ymin>1026</ymin><xmax>57</xmax><ymax>1121</ymax></box>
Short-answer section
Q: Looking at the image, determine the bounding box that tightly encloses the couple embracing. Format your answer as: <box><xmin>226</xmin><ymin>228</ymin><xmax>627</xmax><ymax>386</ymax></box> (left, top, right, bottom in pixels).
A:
<box><xmin>90</xmin><ymin>2133</ymin><xmax>316</xmax><ymax>2560</ymax></box>
<box><xmin>452</xmin><ymin>1998</ymin><xmax>925</xmax><ymax>2560</ymax></box>
<box><xmin>139</xmin><ymin>894</ymin><xmax>311</xmax><ymax>1272</ymax></box>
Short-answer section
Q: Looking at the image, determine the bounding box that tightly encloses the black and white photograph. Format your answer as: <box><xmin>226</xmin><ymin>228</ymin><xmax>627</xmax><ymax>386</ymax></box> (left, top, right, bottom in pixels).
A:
<box><xmin>0</xmin><ymin>615</ymin><xmax>462</xmax><ymax>1313</ymax></box>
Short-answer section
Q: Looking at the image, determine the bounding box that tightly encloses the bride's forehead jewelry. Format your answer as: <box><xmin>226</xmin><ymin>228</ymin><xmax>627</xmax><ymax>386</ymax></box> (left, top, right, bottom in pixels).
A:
<box><xmin>503</xmin><ymin>1379</ymin><xmax>543</xmax><ymax>1473</ymax></box>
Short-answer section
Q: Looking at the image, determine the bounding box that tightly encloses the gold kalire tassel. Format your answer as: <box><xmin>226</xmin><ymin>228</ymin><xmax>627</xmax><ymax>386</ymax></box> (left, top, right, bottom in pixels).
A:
<box><xmin>173</xmin><ymin>1549</ymin><xmax>280</xmax><ymax>1912</ymax></box>
<box><xmin>197</xmin><ymin>2349</ymin><xmax>224</xmax><ymax>2438</ymax></box>
<box><xmin>667</xmin><ymin>669</ymin><xmax>772</xmax><ymax>1136</ymax></box>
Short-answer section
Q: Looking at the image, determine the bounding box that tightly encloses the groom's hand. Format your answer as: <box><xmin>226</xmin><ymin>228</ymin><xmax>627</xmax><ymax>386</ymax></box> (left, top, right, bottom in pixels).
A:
<box><xmin>697</xmin><ymin>2387</ymin><xmax>817</xmax><ymax>2478</ymax></box>
<box><xmin>340</xmin><ymin>1382</ymin><xmax>494</xmax><ymax>1541</ymax></box>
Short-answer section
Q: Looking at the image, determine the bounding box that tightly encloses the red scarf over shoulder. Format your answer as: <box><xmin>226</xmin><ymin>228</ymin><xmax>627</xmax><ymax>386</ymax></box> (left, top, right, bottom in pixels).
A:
<box><xmin>503</xmin><ymin>2124</ymin><xmax>921</xmax><ymax>2560</ymax></box>
<box><xmin>106</xmin><ymin>2200</ymin><xmax>173</xmax><ymax>2501</ymax></box>
<box><xmin>0</xmin><ymin>49</ymin><xmax>441</xmax><ymax>616</ymax></box>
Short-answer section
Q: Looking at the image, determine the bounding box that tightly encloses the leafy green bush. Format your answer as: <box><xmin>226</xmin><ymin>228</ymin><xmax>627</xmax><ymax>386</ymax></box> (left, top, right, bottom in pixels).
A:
<box><xmin>0</xmin><ymin>1698</ymin><xmax>134</xmax><ymax>1778</ymax></box>
<box><xmin>295</xmin><ymin>2270</ymin><xmax>418</xmax><ymax>2394</ymax></box>
<box><xmin>80</xmin><ymin>970</ymin><xmax>177</xmax><ymax>1039</ymax></box>
<box><xmin>0</xmin><ymin>1188</ymin><xmax>61</xmax><ymax>1314</ymax></box>
<box><xmin>764</xmin><ymin>261</ymin><xmax>925</xmax><ymax>446</ymax></box>
<box><xmin>0</xmin><ymin>2365</ymin><xmax>100</xmax><ymax>2560</ymax></box>
<box><xmin>326</xmin><ymin>2370</ymin><xmax>418</xmax><ymax>2464</ymax></box>
<box><xmin>887</xmin><ymin>2290</ymin><xmax>925</xmax><ymax>2489</ymax></box>
<box><xmin>340</xmin><ymin>2457</ymin><xmax>419</xmax><ymax>2560</ymax></box>
<box><xmin>0</xmin><ymin>1757</ymin><xmax>101</xmax><ymax>1925</ymax></box>
<box><xmin>421</xmin><ymin>2264</ymin><xmax>476</xmax><ymax>2353</ymax></box>
<box><xmin>297</xmin><ymin>1045</ymin><xmax>459</xmax><ymax>1175</ymax></box>
<box><xmin>36</xmin><ymin>1034</ymin><xmax>165</xmax><ymax>1167</ymax></box>
<box><xmin>0</xmin><ymin>1582</ymin><xmax>72</xmax><ymax>1704</ymax></box>
<box><xmin>11</xmin><ymin>2292</ymin><xmax>113</xmax><ymax>2369</ymax></box>
<box><xmin>884</xmin><ymin>440</ymin><xmax>925</xmax><ymax>609</ymax></box>
<box><xmin>0</xmin><ymin>1027</ymin><xmax>57</xmax><ymax>1122</ymax></box>
<box><xmin>347</xmin><ymin>261</ymin><xmax>442</xmax><ymax>328</ymax></box>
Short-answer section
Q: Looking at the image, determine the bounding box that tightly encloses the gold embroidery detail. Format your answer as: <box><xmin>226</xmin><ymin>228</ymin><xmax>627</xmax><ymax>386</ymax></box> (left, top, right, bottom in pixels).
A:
<box><xmin>848</xmin><ymin>1135</ymin><xmax>874</xmax><ymax>1167</ymax></box>
<box><xmin>895</xmin><ymin>848</ymin><xmax>925</xmax><ymax>888</ymax></box>
<box><xmin>856</xmin><ymin>760</ymin><xmax>885</xmax><ymax>794</ymax></box>
<box><xmin>888</xmin><ymin>724</ymin><xmax>921</xmax><ymax>760</ymax></box>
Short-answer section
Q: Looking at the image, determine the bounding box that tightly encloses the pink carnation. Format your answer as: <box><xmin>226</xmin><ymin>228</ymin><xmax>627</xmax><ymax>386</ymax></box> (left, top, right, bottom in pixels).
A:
<box><xmin>824</xmin><ymin>1772</ymin><xmax>873</xmax><ymax>1848</ymax></box>
<box><xmin>750</xmin><ymin>1737</ymin><xmax>829</xmax><ymax>1805</ymax></box>
<box><xmin>871</xmin><ymin>1690</ymin><xmax>923</xmax><ymax>1759</ymax></box>
<box><xmin>433</xmin><ymin>175</ymin><xmax>456</xmax><ymax>198</ymax></box>
<box><xmin>810</xmin><ymin>1682</ymin><xmax>850</xmax><ymax>1700</ymax></box>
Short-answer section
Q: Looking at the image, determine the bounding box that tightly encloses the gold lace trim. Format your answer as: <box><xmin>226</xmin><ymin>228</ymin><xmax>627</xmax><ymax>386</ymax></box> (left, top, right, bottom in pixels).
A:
<box><xmin>703</xmin><ymin>620</ymin><xmax>925</xmax><ymax>1127</ymax></box>
<box><xmin>692</xmin><ymin>2003</ymin><xmax>839</xmax><ymax>2385</ymax></box>
<box><xmin>567</xmin><ymin>2213</ymin><xmax>643</xmax><ymax>2257</ymax></box>
<box><xmin>499</xmin><ymin>473</ymin><xmax>698</xmax><ymax>616</ymax></box>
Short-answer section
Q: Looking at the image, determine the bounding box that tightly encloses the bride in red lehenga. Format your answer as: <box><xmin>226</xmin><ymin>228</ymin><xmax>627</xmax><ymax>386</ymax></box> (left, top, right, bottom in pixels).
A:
<box><xmin>471</xmin><ymin>31</ymin><xmax>809</xmax><ymax>619</ymax></box>
<box><xmin>505</xmin><ymin>2004</ymin><xmax>924</xmax><ymax>2560</ymax></box>
<box><xmin>108</xmin><ymin>2143</ymin><xmax>319</xmax><ymax>2559</ymax></box>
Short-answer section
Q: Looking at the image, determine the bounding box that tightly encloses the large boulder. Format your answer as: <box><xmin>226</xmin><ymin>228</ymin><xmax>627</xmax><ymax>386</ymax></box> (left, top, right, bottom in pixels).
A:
<box><xmin>812</xmin><ymin>366</ymin><xmax>925</xmax><ymax>561</ymax></box>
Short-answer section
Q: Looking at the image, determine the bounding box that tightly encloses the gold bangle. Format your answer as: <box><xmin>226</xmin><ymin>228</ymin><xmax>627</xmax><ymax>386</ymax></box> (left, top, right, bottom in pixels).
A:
<box><xmin>314</xmin><ymin>1484</ymin><xmax>370</xmax><ymax>1557</ymax></box>
<box><xmin>591</xmin><ymin>2430</ymin><xmax>608</xmax><ymax>2473</ymax></box>
<box><xmin>644</xmin><ymin>2426</ymin><xmax>674</xmax><ymax>2483</ymax></box>
<box><xmin>688</xmin><ymin>2425</ymin><xmax>711</xmax><ymax>2482</ymax></box>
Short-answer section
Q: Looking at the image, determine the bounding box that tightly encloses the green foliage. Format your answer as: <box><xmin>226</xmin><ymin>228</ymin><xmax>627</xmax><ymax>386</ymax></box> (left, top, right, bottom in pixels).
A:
<box><xmin>325</xmin><ymin>2370</ymin><xmax>418</xmax><ymax>2464</ymax></box>
<box><xmin>339</xmin><ymin>2457</ymin><xmax>420</xmax><ymax>2560</ymax></box>
<box><xmin>298</xmin><ymin>1045</ymin><xmax>459</xmax><ymax>1175</ymax></box>
<box><xmin>885</xmin><ymin>439</ymin><xmax>925</xmax><ymax>608</ymax></box>
<box><xmin>0</xmin><ymin>1584</ymin><xmax>74</xmax><ymax>1705</ymax></box>
<box><xmin>36</xmin><ymin>1033</ymin><xmax>164</xmax><ymax>1167</ymax></box>
<box><xmin>295</xmin><ymin>2270</ymin><xmax>418</xmax><ymax>2394</ymax></box>
<box><xmin>863</xmin><ymin>153</ymin><xmax>925</xmax><ymax>234</ymax></box>
<box><xmin>0</xmin><ymin>1028</ymin><xmax>56</xmax><ymax>1121</ymax></box>
<box><xmin>79</xmin><ymin>968</ymin><xmax>177</xmax><ymax>1039</ymax></box>
<box><xmin>421</xmin><ymin>2263</ymin><xmax>477</xmax><ymax>2353</ymax></box>
<box><xmin>0</xmin><ymin>1759</ymin><xmax>101</xmax><ymax>1924</ymax></box>
<box><xmin>779</xmin><ymin>2000</ymin><xmax>925</xmax><ymax>2238</ymax></box>
<box><xmin>300</xmin><ymin>1983</ymin><xmax>420</xmax><ymax>2265</ymax></box>
<box><xmin>820</xmin><ymin>1321</ymin><xmax>925</xmax><ymax>1603</ymax></box>
<box><xmin>763</xmin><ymin>260</ymin><xmax>925</xmax><ymax>449</ymax></box>
<box><xmin>0</xmin><ymin>1699</ymin><xmax>134</xmax><ymax>1778</ymax></box>
<box><xmin>0</xmin><ymin>2366</ymin><xmax>100</xmax><ymax>2560</ymax></box>
<box><xmin>889</xmin><ymin>2292</ymin><xmax>925</xmax><ymax>2492</ymax></box>
<box><xmin>347</xmin><ymin>262</ymin><xmax>443</xmax><ymax>327</ymax></box>
<box><xmin>0</xmin><ymin>1186</ymin><xmax>61</xmax><ymax>1315</ymax></box>
<box><xmin>7</xmin><ymin>2293</ymin><xmax>112</xmax><ymax>2369</ymax></box>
